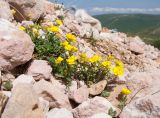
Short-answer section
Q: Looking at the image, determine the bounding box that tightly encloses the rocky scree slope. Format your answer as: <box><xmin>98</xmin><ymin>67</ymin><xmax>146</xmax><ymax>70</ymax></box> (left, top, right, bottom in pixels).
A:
<box><xmin>0</xmin><ymin>0</ymin><xmax>160</xmax><ymax>118</ymax></box>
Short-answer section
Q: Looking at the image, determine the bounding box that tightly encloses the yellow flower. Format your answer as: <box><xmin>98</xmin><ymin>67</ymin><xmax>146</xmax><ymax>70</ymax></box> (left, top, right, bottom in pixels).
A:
<box><xmin>112</xmin><ymin>66</ymin><xmax>124</xmax><ymax>76</ymax></box>
<box><xmin>19</xmin><ymin>26</ymin><xmax>25</xmax><ymax>31</ymax></box>
<box><xmin>121</xmin><ymin>88</ymin><xmax>131</xmax><ymax>95</ymax></box>
<box><xmin>11</xmin><ymin>9</ymin><xmax>16</xmax><ymax>15</ymax></box>
<box><xmin>47</xmin><ymin>25</ymin><xmax>60</xmax><ymax>32</ymax></box>
<box><xmin>71</xmin><ymin>46</ymin><xmax>78</xmax><ymax>52</ymax></box>
<box><xmin>66</xmin><ymin>56</ymin><xmax>78</xmax><ymax>65</ymax></box>
<box><xmin>61</xmin><ymin>41</ymin><xmax>69</xmax><ymax>46</ymax></box>
<box><xmin>89</xmin><ymin>55</ymin><xmax>102</xmax><ymax>63</ymax></box>
<box><xmin>64</xmin><ymin>44</ymin><xmax>73</xmax><ymax>52</ymax></box>
<box><xmin>56</xmin><ymin>19</ymin><xmax>63</xmax><ymax>25</ymax></box>
<box><xmin>79</xmin><ymin>53</ymin><xmax>88</xmax><ymax>62</ymax></box>
<box><xmin>115</xmin><ymin>59</ymin><xmax>124</xmax><ymax>67</ymax></box>
<box><xmin>55</xmin><ymin>56</ymin><xmax>64</xmax><ymax>64</ymax></box>
<box><xmin>32</xmin><ymin>28</ymin><xmax>39</xmax><ymax>36</ymax></box>
<box><xmin>66</xmin><ymin>33</ymin><xmax>76</xmax><ymax>42</ymax></box>
<box><xmin>101</xmin><ymin>60</ymin><xmax>111</xmax><ymax>69</ymax></box>
<box><xmin>63</xmin><ymin>43</ymin><xmax>78</xmax><ymax>52</ymax></box>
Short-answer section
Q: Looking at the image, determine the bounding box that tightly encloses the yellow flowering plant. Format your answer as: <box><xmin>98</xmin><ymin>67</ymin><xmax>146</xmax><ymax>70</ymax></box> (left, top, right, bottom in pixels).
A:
<box><xmin>18</xmin><ymin>26</ymin><xmax>26</xmax><ymax>31</ymax></box>
<box><xmin>66</xmin><ymin>33</ymin><xmax>77</xmax><ymax>42</ymax></box>
<box><xmin>47</xmin><ymin>25</ymin><xmax>60</xmax><ymax>33</ymax></box>
<box><xmin>24</xmin><ymin>18</ymin><xmax>125</xmax><ymax>86</ymax></box>
<box><xmin>55</xmin><ymin>19</ymin><xmax>63</xmax><ymax>25</ymax></box>
<box><xmin>118</xmin><ymin>88</ymin><xmax>131</xmax><ymax>110</ymax></box>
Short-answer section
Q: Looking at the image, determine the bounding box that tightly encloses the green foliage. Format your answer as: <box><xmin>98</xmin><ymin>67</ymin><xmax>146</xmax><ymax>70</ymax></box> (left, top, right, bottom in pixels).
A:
<box><xmin>48</xmin><ymin>56</ymin><xmax>77</xmax><ymax>85</ymax></box>
<box><xmin>108</xmin><ymin>107</ymin><xmax>117</xmax><ymax>118</ymax></box>
<box><xmin>25</xmin><ymin>21</ymin><xmax>123</xmax><ymax>86</ymax></box>
<box><xmin>118</xmin><ymin>95</ymin><xmax>128</xmax><ymax>110</ymax></box>
<box><xmin>29</xmin><ymin>32</ymin><xmax>63</xmax><ymax>59</ymax></box>
<box><xmin>76</xmin><ymin>61</ymin><xmax>111</xmax><ymax>86</ymax></box>
<box><xmin>3</xmin><ymin>80</ymin><xmax>13</xmax><ymax>91</ymax></box>
<box><xmin>101</xmin><ymin>90</ymin><xmax>110</xmax><ymax>97</ymax></box>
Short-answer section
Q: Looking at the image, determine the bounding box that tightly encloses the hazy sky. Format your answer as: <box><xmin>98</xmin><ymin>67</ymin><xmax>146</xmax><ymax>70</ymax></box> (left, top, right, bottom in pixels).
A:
<box><xmin>50</xmin><ymin>0</ymin><xmax>160</xmax><ymax>15</ymax></box>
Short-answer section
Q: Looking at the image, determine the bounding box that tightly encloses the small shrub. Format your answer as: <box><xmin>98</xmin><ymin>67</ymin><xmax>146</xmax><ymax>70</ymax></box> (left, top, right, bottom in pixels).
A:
<box><xmin>108</xmin><ymin>107</ymin><xmax>117</xmax><ymax>118</ymax></box>
<box><xmin>24</xmin><ymin>19</ymin><xmax>125</xmax><ymax>86</ymax></box>
<box><xmin>3</xmin><ymin>80</ymin><xmax>13</xmax><ymax>91</ymax></box>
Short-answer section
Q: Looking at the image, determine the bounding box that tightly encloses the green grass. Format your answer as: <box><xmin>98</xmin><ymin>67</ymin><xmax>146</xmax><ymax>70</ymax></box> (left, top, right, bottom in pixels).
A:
<box><xmin>94</xmin><ymin>14</ymin><xmax>160</xmax><ymax>49</ymax></box>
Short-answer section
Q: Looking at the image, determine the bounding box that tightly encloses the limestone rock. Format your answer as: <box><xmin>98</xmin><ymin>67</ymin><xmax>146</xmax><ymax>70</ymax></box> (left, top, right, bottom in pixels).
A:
<box><xmin>69</xmin><ymin>85</ymin><xmax>89</xmax><ymax>104</ymax></box>
<box><xmin>0</xmin><ymin>0</ymin><xmax>13</xmax><ymax>21</ymax></box>
<box><xmin>73</xmin><ymin>96</ymin><xmax>115</xmax><ymax>118</ymax></box>
<box><xmin>89</xmin><ymin>112</ymin><xmax>112</xmax><ymax>118</ymax></box>
<box><xmin>120</xmin><ymin>69</ymin><xmax>160</xmax><ymax>118</ymax></box>
<box><xmin>27</xmin><ymin>60</ymin><xmax>52</xmax><ymax>81</ymax></box>
<box><xmin>47</xmin><ymin>108</ymin><xmax>73</xmax><ymax>118</ymax></box>
<box><xmin>1</xmin><ymin>84</ymin><xmax>44</xmax><ymax>118</ymax></box>
<box><xmin>89</xmin><ymin>80</ymin><xmax>107</xmax><ymax>96</ymax></box>
<box><xmin>128</xmin><ymin>41</ymin><xmax>144</xmax><ymax>54</ymax></box>
<box><xmin>13</xmin><ymin>74</ymin><xmax>35</xmax><ymax>87</ymax></box>
<box><xmin>33</xmin><ymin>79</ymin><xmax>72</xmax><ymax>110</ymax></box>
<box><xmin>0</xmin><ymin>19</ymin><xmax>34</xmax><ymax>70</ymax></box>
<box><xmin>39</xmin><ymin>97</ymin><xmax>49</xmax><ymax>115</ymax></box>
<box><xmin>7</xmin><ymin>0</ymin><xmax>45</xmax><ymax>21</ymax></box>
<box><xmin>75</xmin><ymin>9</ymin><xmax>102</xmax><ymax>31</ymax></box>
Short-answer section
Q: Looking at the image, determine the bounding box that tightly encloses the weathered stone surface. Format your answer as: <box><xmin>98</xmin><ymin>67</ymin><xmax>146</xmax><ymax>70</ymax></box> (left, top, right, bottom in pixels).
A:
<box><xmin>128</xmin><ymin>41</ymin><xmax>144</xmax><ymax>54</ymax></box>
<box><xmin>0</xmin><ymin>92</ymin><xmax>8</xmax><ymax>117</ymax></box>
<box><xmin>120</xmin><ymin>69</ymin><xmax>160</xmax><ymax>118</ymax></box>
<box><xmin>73</xmin><ymin>96</ymin><xmax>115</xmax><ymax>118</ymax></box>
<box><xmin>47</xmin><ymin>108</ymin><xmax>73</xmax><ymax>118</ymax></box>
<box><xmin>0</xmin><ymin>19</ymin><xmax>34</xmax><ymax>70</ymax></box>
<box><xmin>0</xmin><ymin>0</ymin><xmax>13</xmax><ymax>21</ymax></box>
<box><xmin>120</xmin><ymin>93</ymin><xmax>160</xmax><ymax>118</ymax></box>
<box><xmin>7</xmin><ymin>0</ymin><xmax>45</xmax><ymax>21</ymax></box>
<box><xmin>75</xmin><ymin>9</ymin><xmax>102</xmax><ymax>31</ymax></box>
<box><xmin>69</xmin><ymin>85</ymin><xmax>89</xmax><ymax>104</ymax></box>
<box><xmin>89</xmin><ymin>112</ymin><xmax>112</xmax><ymax>118</ymax></box>
<box><xmin>50</xmin><ymin>76</ymin><xmax>66</xmax><ymax>94</ymax></box>
<box><xmin>89</xmin><ymin>80</ymin><xmax>107</xmax><ymax>96</ymax></box>
<box><xmin>13</xmin><ymin>74</ymin><xmax>35</xmax><ymax>87</ymax></box>
<box><xmin>39</xmin><ymin>97</ymin><xmax>49</xmax><ymax>115</ymax></box>
<box><xmin>44</xmin><ymin>1</ymin><xmax>56</xmax><ymax>15</ymax></box>
<box><xmin>27</xmin><ymin>60</ymin><xmax>52</xmax><ymax>81</ymax></box>
<box><xmin>33</xmin><ymin>79</ymin><xmax>72</xmax><ymax>110</ymax></box>
<box><xmin>1</xmin><ymin>84</ymin><xmax>44</xmax><ymax>118</ymax></box>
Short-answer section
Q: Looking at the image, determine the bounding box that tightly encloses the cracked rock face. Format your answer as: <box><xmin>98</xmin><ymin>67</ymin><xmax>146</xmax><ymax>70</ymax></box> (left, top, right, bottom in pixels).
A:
<box><xmin>0</xmin><ymin>19</ymin><xmax>34</xmax><ymax>71</ymax></box>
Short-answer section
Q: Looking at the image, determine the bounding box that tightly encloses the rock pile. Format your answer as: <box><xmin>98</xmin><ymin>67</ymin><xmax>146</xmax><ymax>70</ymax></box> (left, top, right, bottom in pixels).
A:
<box><xmin>0</xmin><ymin>0</ymin><xmax>160</xmax><ymax>118</ymax></box>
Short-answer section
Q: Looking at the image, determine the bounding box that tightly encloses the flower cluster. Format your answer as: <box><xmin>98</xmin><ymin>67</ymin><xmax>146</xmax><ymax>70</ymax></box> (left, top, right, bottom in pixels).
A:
<box><xmin>24</xmin><ymin>17</ymin><xmax>125</xmax><ymax>85</ymax></box>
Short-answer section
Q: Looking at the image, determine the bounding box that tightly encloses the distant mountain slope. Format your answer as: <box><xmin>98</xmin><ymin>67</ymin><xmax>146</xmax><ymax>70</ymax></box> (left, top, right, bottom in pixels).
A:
<box><xmin>94</xmin><ymin>14</ymin><xmax>160</xmax><ymax>48</ymax></box>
